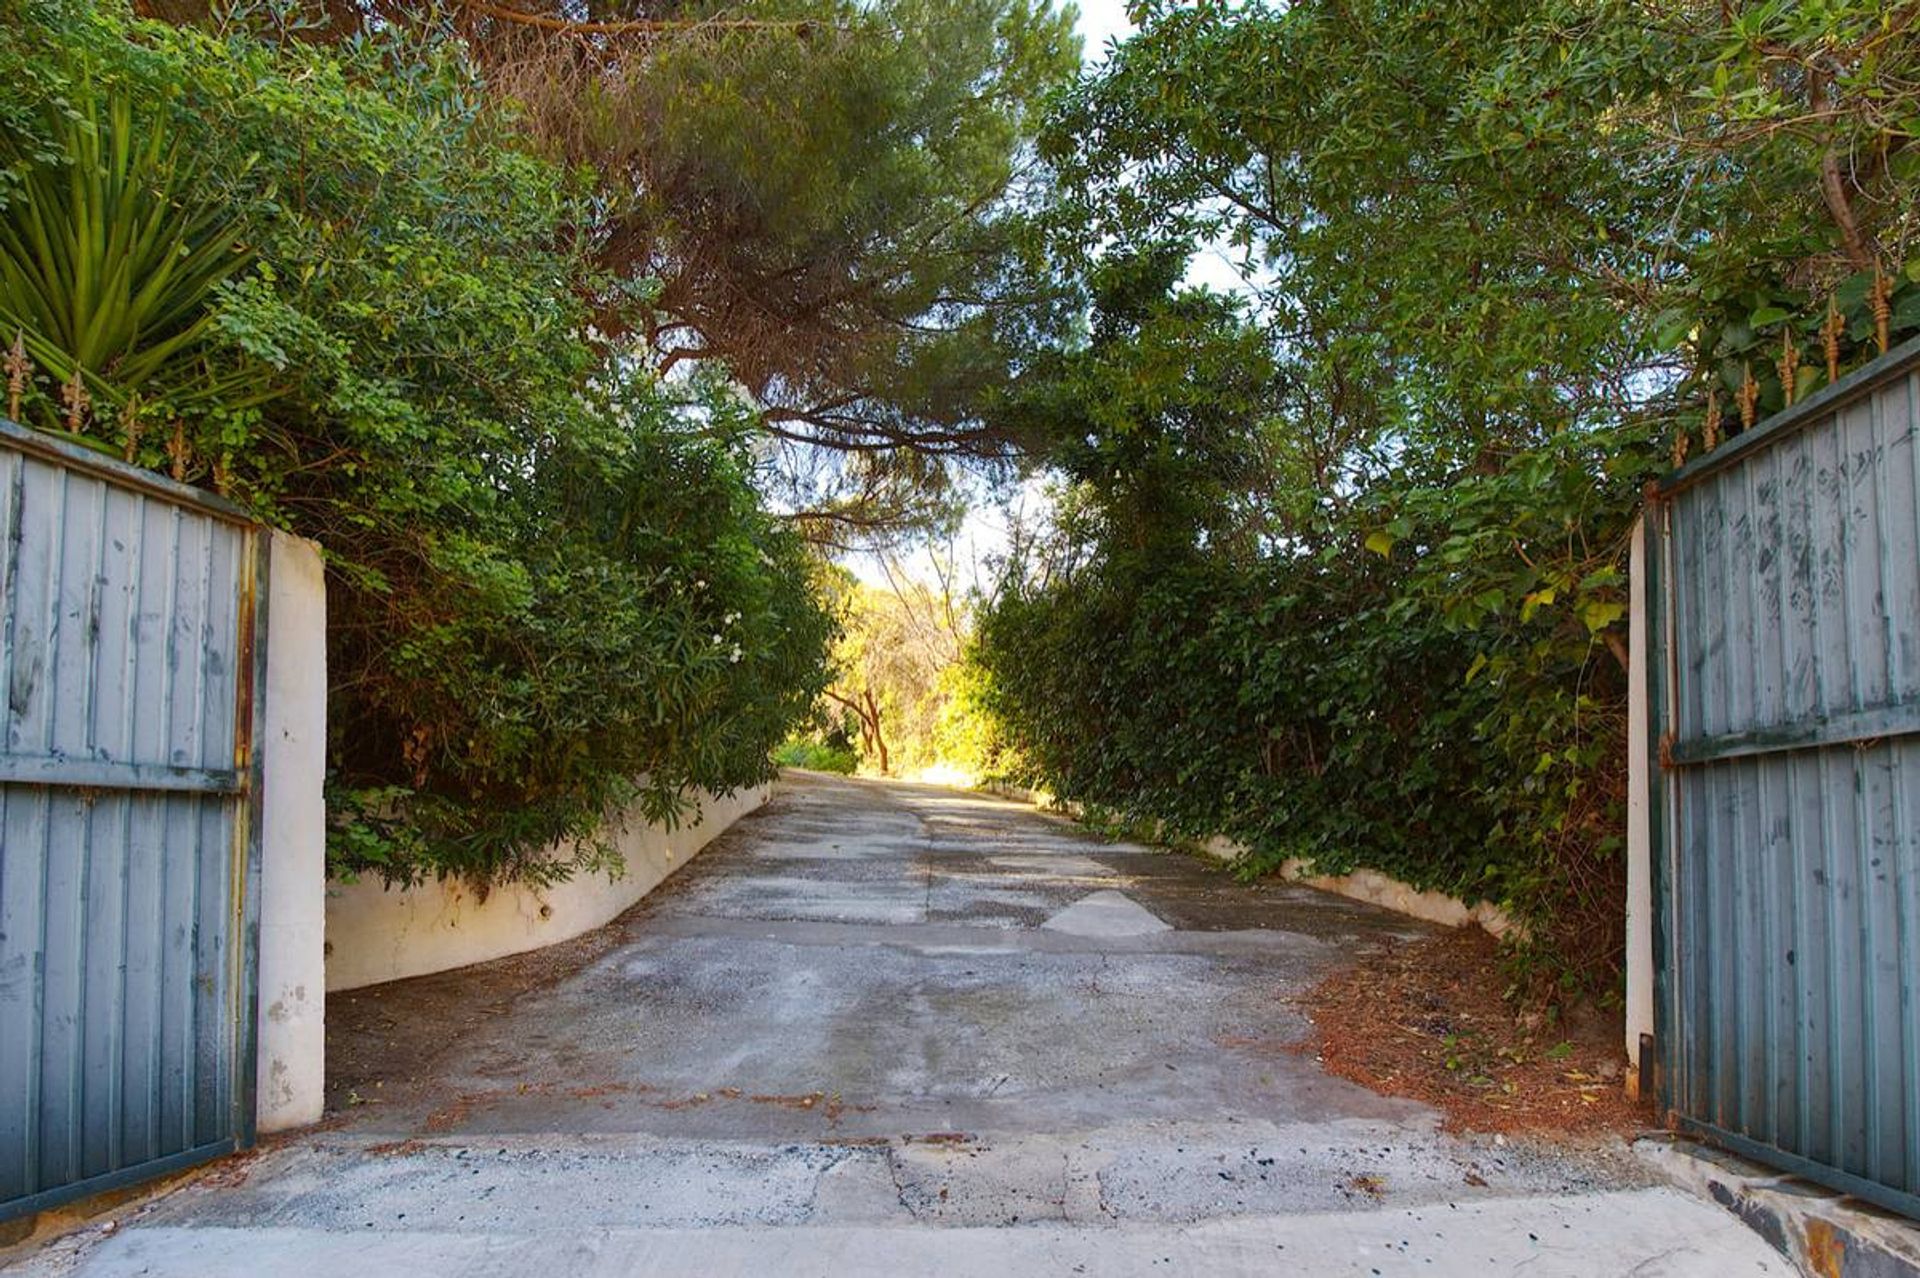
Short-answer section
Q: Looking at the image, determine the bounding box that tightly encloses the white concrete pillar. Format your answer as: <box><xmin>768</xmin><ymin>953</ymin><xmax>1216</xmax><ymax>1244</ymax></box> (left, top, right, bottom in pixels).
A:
<box><xmin>255</xmin><ymin>530</ymin><xmax>327</xmax><ymax>1132</ymax></box>
<box><xmin>1625</xmin><ymin>514</ymin><xmax>1654</xmax><ymax>1094</ymax></box>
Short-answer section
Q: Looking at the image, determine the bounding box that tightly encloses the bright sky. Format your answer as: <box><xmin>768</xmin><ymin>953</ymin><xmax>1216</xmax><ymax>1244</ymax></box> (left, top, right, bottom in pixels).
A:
<box><xmin>1074</xmin><ymin>0</ymin><xmax>1135</xmax><ymax>64</ymax></box>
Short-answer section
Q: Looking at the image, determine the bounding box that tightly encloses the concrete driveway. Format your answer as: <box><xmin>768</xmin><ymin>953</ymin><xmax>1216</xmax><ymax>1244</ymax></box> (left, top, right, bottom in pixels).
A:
<box><xmin>16</xmin><ymin>772</ymin><xmax>1784</xmax><ymax>1276</ymax></box>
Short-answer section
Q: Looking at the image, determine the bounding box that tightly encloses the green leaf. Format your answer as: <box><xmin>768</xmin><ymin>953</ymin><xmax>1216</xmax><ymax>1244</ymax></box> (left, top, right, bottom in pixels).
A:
<box><xmin>1652</xmin><ymin>306</ymin><xmax>1694</xmax><ymax>348</ymax></box>
<box><xmin>1581</xmin><ymin>600</ymin><xmax>1625</xmax><ymax>634</ymax></box>
<box><xmin>1893</xmin><ymin>289</ymin><xmax>1920</xmax><ymax>331</ymax></box>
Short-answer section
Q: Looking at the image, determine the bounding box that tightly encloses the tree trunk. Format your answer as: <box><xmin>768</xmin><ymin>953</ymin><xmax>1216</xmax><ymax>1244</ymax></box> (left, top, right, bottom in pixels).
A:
<box><xmin>863</xmin><ymin>689</ymin><xmax>890</xmax><ymax>774</ymax></box>
<box><xmin>825</xmin><ymin>688</ymin><xmax>888</xmax><ymax>773</ymax></box>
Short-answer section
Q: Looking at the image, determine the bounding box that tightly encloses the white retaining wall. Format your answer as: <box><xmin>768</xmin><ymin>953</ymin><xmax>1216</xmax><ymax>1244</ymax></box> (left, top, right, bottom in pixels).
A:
<box><xmin>1267</xmin><ymin>854</ymin><xmax>1518</xmax><ymax>936</ymax></box>
<box><xmin>323</xmin><ymin>784</ymin><xmax>771</xmax><ymax>992</ymax></box>
<box><xmin>984</xmin><ymin>783</ymin><xmax>1518</xmax><ymax>937</ymax></box>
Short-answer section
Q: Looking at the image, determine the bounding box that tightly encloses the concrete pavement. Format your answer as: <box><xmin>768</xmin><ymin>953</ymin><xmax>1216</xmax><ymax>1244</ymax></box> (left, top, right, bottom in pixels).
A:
<box><xmin>10</xmin><ymin>772</ymin><xmax>1788</xmax><ymax>1276</ymax></box>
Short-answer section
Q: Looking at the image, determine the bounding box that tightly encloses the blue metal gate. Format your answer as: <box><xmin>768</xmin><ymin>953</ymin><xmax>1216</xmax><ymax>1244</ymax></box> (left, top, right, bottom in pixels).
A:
<box><xmin>1648</xmin><ymin>337</ymin><xmax>1920</xmax><ymax>1218</ymax></box>
<box><xmin>0</xmin><ymin>419</ymin><xmax>265</xmax><ymax>1221</ymax></box>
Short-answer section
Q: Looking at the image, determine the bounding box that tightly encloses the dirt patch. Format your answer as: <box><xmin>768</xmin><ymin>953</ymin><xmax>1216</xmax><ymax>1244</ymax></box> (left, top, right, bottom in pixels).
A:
<box><xmin>325</xmin><ymin>920</ymin><xmax>633</xmax><ymax>1116</ymax></box>
<box><xmin>1296</xmin><ymin>928</ymin><xmax>1653</xmax><ymax>1137</ymax></box>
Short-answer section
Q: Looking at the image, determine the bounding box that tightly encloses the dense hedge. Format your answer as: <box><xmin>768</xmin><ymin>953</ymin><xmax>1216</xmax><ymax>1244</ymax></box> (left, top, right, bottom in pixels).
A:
<box><xmin>970</xmin><ymin>0</ymin><xmax>1920</xmax><ymax>994</ymax></box>
<box><xmin>972</xmin><ymin>536</ymin><xmax>1631</xmax><ymax>976</ymax></box>
<box><xmin>1</xmin><ymin>2</ymin><xmax>835</xmax><ymax>885</ymax></box>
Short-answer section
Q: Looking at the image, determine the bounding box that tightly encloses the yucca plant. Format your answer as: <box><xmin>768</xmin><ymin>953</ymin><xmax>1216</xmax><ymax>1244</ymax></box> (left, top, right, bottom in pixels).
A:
<box><xmin>0</xmin><ymin>78</ymin><xmax>259</xmax><ymax>438</ymax></box>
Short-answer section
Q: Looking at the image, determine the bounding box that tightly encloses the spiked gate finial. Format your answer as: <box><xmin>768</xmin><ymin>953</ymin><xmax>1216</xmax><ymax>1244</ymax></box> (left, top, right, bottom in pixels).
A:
<box><xmin>4</xmin><ymin>332</ymin><xmax>27</xmax><ymax>422</ymax></box>
<box><xmin>1871</xmin><ymin>265</ymin><xmax>1891</xmax><ymax>356</ymax></box>
<box><xmin>60</xmin><ymin>369</ymin><xmax>90</xmax><ymax>433</ymax></box>
<box><xmin>1823</xmin><ymin>295</ymin><xmax>1844</xmax><ymax>385</ymax></box>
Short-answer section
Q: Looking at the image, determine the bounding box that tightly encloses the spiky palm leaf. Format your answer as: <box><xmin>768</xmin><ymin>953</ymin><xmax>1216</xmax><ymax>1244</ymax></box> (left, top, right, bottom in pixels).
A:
<box><xmin>0</xmin><ymin>84</ymin><xmax>257</xmax><ymax>431</ymax></box>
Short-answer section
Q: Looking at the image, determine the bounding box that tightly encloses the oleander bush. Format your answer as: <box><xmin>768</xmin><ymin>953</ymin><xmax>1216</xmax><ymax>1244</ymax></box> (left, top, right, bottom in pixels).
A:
<box><xmin>1</xmin><ymin>0</ymin><xmax>834</xmax><ymax>885</ymax></box>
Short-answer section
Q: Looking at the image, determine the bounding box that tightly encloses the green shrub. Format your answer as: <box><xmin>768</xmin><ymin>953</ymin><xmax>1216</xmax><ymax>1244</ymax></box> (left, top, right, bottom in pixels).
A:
<box><xmin>772</xmin><ymin>739</ymin><xmax>860</xmax><ymax>775</ymax></box>
<box><xmin>975</xmin><ymin>0</ymin><xmax>1920</xmax><ymax>998</ymax></box>
<box><xmin>966</xmin><ymin>248</ymin><xmax>1636</xmax><ymax>990</ymax></box>
<box><xmin>1</xmin><ymin>1</ymin><xmax>835</xmax><ymax>885</ymax></box>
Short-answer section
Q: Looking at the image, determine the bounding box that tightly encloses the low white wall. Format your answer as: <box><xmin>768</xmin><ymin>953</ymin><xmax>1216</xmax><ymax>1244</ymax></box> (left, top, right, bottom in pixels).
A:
<box><xmin>1201</xmin><ymin>834</ymin><xmax>1518</xmax><ymax>937</ymax></box>
<box><xmin>324</xmin><ymin>783</ymin><xmax>770</xmax><ymax>991</ymax></box>
<box><xmin>1270</xmin><ymin>858</ymin><xmax>1519</xmax><ymax>937</ymax></box>
<box><xmin>981</xmin><ymin>783</ymin><xmax>1518</xmax><ymax>937</ymax></box>
<box><xmin>256</xmin><ymin>531</ymin><xmax>328</xmax><ymax>1134</ymax></box>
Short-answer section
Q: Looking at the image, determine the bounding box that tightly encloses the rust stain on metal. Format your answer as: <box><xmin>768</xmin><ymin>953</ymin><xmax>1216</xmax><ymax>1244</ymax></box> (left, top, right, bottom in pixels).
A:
<box><xmin>1803</xmin><ymin>1217</ymin><xmax>1847</xmax><ymax>1278</ymax></box>
<box><xmin>231</xmin><ymin>535</ymin><xmax>258</xmax><ymax>780</ymax></box>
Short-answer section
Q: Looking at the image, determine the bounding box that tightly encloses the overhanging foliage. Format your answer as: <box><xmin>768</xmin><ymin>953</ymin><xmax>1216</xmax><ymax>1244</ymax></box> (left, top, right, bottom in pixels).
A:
<box><xmin>971</xmin><ymin>0</ymin><xmax>1920</xmax><ymax>991</ymax></box>
<box><xmin>2</xmin><ymin>0</ymin><xmax>836</xmax><ymax>884</ymax></box>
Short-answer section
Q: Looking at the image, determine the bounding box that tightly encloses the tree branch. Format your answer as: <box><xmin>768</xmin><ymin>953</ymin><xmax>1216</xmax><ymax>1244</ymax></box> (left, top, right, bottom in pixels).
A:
<box><xmin>457</xmin><ymin>1</ymin><xmax>826</xmax><ymax>36</ymax></box>
<box><xmin>1809</xmin><ymin>67</ymin><xmax>1875</xmax><ymax>269</ymax></box>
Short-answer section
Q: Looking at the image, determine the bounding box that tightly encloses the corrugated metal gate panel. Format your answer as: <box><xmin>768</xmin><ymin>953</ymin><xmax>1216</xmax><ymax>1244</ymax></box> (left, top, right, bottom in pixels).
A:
<box><xmin>0</xmin><ymin>421</ymin><xmax>263</xmax><ymax>1220</ymax></box>
<box><xmin>1653</xmin><ymin>338</ymin><xmax>1920</xmax><ymax>1218</ymax></box>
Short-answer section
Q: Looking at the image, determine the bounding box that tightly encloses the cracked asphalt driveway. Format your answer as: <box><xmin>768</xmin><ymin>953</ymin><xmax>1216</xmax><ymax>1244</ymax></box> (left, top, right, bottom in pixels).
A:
<box><xmin>17</xmin><ymin>772</ymin><xmax>1785</xmax><ymax>1276</ymax></box>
